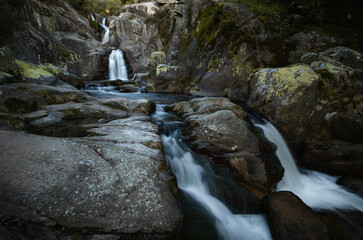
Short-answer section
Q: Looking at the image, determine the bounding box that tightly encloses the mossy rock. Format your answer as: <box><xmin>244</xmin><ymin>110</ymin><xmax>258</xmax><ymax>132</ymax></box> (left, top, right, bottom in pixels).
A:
<box><xmin>249</xmin><ymin>64</ymin><xmax>319</xmax><ymax>105</ymax></box>
<box><xmin>16</xmin><ymin>60</ymin><xmax>54</xmax><ymax>80</ymax></box>
<box><xmin>43</xmin><ymin>16</ymin><xmax>56</xmax><ymax>32</ymax></box>
<box><xmin>0</xmin><ymin>47</ymin><xmax>17</xmax><ymax>74</ymax></box>
<box><xmin>56</xmin><ymin>44</ymin><xmax>79</xmax><ymax>62</ymax></box>
<box><xmin>149</xmin><ymin>51</ymin><xmax>166</xmax><ymax>76</ymax></box>
<box><xmin>248</xmin><ymin>64</ymin><xmax>320</xmax><ymax>141</ymax></box>
<box><xmin>156</xmin><ymin>64</ymin><xmax>172</xmax><ymax>76</ymax></box>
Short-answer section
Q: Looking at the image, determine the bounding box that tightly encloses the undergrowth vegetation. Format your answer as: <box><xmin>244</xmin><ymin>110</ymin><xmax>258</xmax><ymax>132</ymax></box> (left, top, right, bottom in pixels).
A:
<box><xmin>232</xmin><ymin>0</ymin><xmax>287</xmax><ymax>17</ymax></box>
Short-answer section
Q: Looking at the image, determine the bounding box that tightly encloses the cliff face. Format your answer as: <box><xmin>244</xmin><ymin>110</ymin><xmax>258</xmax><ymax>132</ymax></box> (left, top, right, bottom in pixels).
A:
<box><xmin>1</xmin><ymin>0</ymin><xmax>104</xmax><ymax>82</ymax></box>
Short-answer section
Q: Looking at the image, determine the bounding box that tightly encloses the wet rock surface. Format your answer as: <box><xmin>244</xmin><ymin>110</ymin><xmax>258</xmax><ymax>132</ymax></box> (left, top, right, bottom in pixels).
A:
<box><xmin>299</xmin><ymin>140</ymin><xmax>363</xmax><ymax>180</ymax></box>
<box><xmin>265</xmin><ymin>191</ymin><xmax>330</xmax><ymax>240</ymax></box>
<box><xmin>169</xmin><ymin>97</ymin><xmax>282</xmax><ymax>196</ymax></box>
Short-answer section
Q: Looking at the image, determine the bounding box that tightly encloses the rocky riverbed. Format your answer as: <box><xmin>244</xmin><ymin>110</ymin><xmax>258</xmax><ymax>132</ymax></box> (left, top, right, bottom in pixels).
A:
<box><xmin>0</xmin><ymin>0</ymin><xmax>363</xmax><ymax>239</ymax></box>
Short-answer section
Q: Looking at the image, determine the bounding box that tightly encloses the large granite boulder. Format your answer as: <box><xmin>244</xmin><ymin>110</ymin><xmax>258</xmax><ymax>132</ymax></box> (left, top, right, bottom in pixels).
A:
<box><xmin>169</xmin><ymin>98</ymin><xmax>257</xmax><ymax>154</ymax></box>
<box><xmin>247</xmin><ymin>64</ymin><xmax>320</xmax><ymax>142</ymax></box>
<box><xmin>246</xmin><ymin>47</ymin><xmax>363</xmax><ymax>179</ymax></box>
<box><xmin>149</xmin><ymin>51</ymin><xmax>166</xmax><ymax>77</ymax></box>
<box><xmin>184</xmin><ymin>109</ymin><xmax>258</xmax><ymax>153</ymax></box>
<box><xmin>319</xmin><ymin>210</ymin><xmax>363</xmax><ymax>240</ymax></box>
<box><xmin>153</xmin><ymin>64</ymin><xmax>186</xmax><ymax>93</ymax></box>
<box><xmin>7</xmin><ymin>83</ymin><xmax>93</xmax><ymax>106</ymax></box>
<box><xmin>265</xmin><ymin>191</ymin><xmax>330</xmax><ymax>240</ymax></box>
<box><xmin>0</xmin><ymin>115</ymin><xmax>182</xmax><ymax>239</ymax></box>
<box><xmin>169</xmin><ymin>97</ymin><xmax>282</xmax><ymax>196</ymax></box>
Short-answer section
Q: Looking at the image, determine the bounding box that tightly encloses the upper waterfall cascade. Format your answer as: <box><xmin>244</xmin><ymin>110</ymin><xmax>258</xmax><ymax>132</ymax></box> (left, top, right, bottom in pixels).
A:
<box><xmin>100</xmin><ymin>17</ymin><xmax>109</xmax><ymax>44</ymax></box>
<box><xmin>108</xmin><ymin>49</ymin><xmax>128</xmax><ymax>81</ymax></box>
<box><xmin>255</xmin><ymin>121</ymin><xmax>363</xmax><ymax>212</ymax></box>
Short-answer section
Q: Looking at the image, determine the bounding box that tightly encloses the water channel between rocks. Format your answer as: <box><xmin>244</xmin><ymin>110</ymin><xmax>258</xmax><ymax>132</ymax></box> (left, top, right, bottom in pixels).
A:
<box><xmin>82</xmin><ymin>83</ymin><xmax>363</xmax><ymax>239</ymax></box>
<box><xmin>83</xmin><ymin>84</ymin><xmax>272</xmax><ymax>239</ymax></box>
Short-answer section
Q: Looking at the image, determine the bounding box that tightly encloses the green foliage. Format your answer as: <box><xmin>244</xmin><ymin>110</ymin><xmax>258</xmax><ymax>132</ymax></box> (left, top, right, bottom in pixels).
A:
<box><xmin>89</xmin><ymin>19</ymin><xmax>99</xmax><ymax>31</ymax></box>
<box><xmin>145</xmin><ymin>8</ymin><xmax>172</xmax><ymax>45</ymax></box>
<box><xmin>193</xmin><ymin>3</ymin><xmax>249</xmax><ymax>51</ymax></box>
<box><xmin>145</xmin><ymin>8</ymin><xmax>171</xmax><ymax>24</ymax></box>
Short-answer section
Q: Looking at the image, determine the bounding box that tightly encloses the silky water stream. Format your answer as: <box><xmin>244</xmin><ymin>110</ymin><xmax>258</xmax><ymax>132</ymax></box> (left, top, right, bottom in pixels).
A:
<box><xmin>153</xmin><ymin>105</ymin><xmax>272</xmax><ymax>240</ymax></box>
<box><xmin>254</xmin><ymin>120</ymin><xmax>363</xmax><ymax>212</ymax></box>
<box><xmin>83</xmin><ymin>85</ymin><xmax>272</xmax><ymax>239</ymax></box>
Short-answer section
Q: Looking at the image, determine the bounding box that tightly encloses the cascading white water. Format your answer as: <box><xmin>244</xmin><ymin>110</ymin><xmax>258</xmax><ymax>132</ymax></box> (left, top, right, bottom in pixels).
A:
<box><xmin>91</xmin><ymin>13</ymin><xmax>95</xmax><ymax>21</ymax></box>
<box><xmin>160</xmin><ymin>108</ymin><xmax>272</xmax><ymax>240</ymax></box>
<box><xmin>255</xmin><ymin>121</ymin><xmax>363</xmax><ymax>212</ymax></box>
<box><xmin>108</xmin><ymin>49</ymin><xmax>128</xmax><ymax>81</ymax></box>
<box><xmin>100</xmin><ymin>17</ymin><xmax>109</xmax><ymax>44</ymax></box>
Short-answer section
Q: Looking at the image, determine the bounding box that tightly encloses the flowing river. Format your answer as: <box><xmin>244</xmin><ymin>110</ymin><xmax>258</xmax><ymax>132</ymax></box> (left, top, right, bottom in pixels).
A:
<box><xmin>83</xmin><ymin>84</ymin><xmax>272</xmax><ymax>239</ymax></box>
<box><xmin>83</xmin><ymin>81</ymin><xmax>363</xmax><ymax>239</ymax></box>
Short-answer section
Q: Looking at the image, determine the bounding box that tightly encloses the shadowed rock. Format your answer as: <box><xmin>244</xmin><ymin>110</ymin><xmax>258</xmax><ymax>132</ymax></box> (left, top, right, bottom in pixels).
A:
<box><xmin>265</xmin><ymin>191</ymin><xmax>330</xmax><ymax>240</ymax></box>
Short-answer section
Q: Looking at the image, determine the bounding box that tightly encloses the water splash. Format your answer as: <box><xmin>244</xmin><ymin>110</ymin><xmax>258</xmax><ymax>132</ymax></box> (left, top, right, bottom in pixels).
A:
<box><xmin>108</xmin><ymin>49</ymin><xmax>128</xmax><ymax>81</ymax></box>
<box><xmin>255</xmin><ymin>120</ymin><xmax>363</xmax><ymax>212</ymax></box>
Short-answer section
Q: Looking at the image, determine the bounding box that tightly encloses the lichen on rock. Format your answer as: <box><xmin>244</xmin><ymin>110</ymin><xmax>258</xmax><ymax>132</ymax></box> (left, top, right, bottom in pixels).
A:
<box><xmin>16</xmin><ymin>60</ymin><xmax>54</xmax><ymax>80</ymax></box>
<box><xmin>150</xmin><ymin>51</ymin><xmax>167</xmax><ymax>76</ymax></box>
<box><xmin>250</xmin><ymin>64</ymin><xmax>319</xmax><ymax>106</ymax></box>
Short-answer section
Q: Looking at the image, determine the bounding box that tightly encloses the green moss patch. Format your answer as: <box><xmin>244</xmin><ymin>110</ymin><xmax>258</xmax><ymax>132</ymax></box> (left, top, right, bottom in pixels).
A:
<box><xmin>15</xmin><ymin>60</ymin><xmax>54</xmax><ymax>79</ymax></box>
<box><xmin>0</xmin><ymin>47</ymin><xmax>16</xmax><ymax>73</ymax></box>
<box><xmin>56</xmin><ymin>44</ymin><xmax>79</xmax><ymax>62</ymax></box>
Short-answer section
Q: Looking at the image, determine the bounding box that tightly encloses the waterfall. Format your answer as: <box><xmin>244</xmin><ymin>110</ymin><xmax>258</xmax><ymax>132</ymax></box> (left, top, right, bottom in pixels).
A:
<box><xmin>91</xmin><ymin>13</ymin><xmax>95</xmax><ymax>21</ymax></box>
<box><xmin>159</xmin><ymin>107</ymin><xmax>272</xmax><ymax>240</ymax></box>
<box><xmin>100</xmin><ymin>17</ymin><xmax>109</xmax><ymax>44</ymax></box>
<box><xmin>108</xmin><ymin>49</ymin><xmax>128</xmax><ymax>81</ymax></box>
<box><xmin>255</xmin><ymin>120</ymin><xmax>363</xmax><ymax>212</ymax></box>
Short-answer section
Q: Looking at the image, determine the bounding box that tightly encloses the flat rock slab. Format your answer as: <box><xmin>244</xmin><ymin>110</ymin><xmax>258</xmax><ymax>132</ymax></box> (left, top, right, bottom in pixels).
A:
<box><xmin>0</xmin><ymin>116</ymin><xmax>181</xmax><ymax>237</ymax></box>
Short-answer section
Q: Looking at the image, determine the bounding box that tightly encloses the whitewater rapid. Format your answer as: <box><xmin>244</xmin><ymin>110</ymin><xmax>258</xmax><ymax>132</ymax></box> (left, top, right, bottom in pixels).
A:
<box><xmin>255</xmin><ymin>121</ymin><xmax>363</xmax><ymax>212</ymax></box>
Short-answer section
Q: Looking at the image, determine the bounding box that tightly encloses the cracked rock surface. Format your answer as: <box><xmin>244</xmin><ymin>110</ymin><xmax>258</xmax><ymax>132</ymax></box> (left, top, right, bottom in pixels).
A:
<box><xmin>0</xmin><ymin>115</ymin><xmax>182</xmax><ymax>238</ymax></box>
